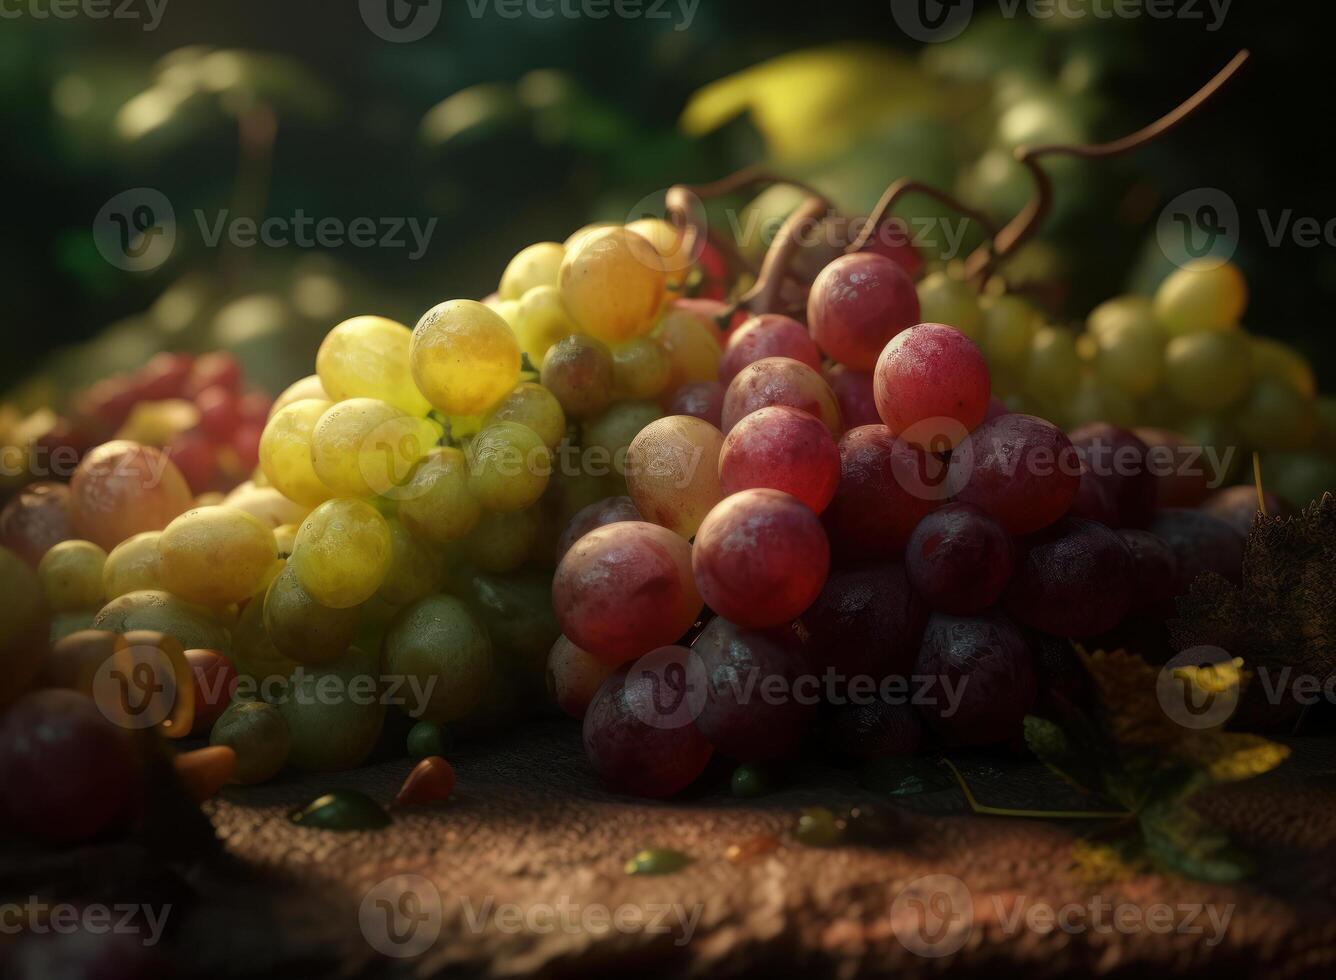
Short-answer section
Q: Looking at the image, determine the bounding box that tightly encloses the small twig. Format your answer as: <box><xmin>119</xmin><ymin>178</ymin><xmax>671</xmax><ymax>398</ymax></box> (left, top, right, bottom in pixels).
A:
<box><xmin>1252</xmin><ymin>450</ymin><xmax>1268</xmax><ymax>517</ymax></box>
<box><xmin>847</xmin><ymin>177</ymin><xmax>998</xmax><ymax>254</ymax></box>
<box><xmin>941</xmin><ymin>758</ymin><xmax>1130</xmax><ymax>820</ymax></box>
<box><xmin>736</xmin><ymin>194</ymin><xmax>831</xmax><ymax>316</ymax></box>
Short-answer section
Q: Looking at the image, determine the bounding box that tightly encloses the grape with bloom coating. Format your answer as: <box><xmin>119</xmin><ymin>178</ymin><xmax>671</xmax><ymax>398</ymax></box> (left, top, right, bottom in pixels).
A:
<box><xmin>553</xmin><ymin>521</ymin><xmax>701</xmax><ymax>663</ymax></box>
<box><xmin>38</xmin><ymin>540</ymin><xmax>107</xmax><ymax>612</ymax></box>
<box><xmin>718</xmin><ymin>405</ymin><xmax>840</xmax><ymax>513</ymax></box>
<box><xmin>500</xmin><ymin>242</ymin><xmax>565</xmax><ymax>299</ymax></box>
<box><xmin>398</xmin><ymin>447</ymin><xmax>481</xmax><ymax>543</ymax></box>
<box><xmin>874</xmin><ymin>323</ymin><xmax>990</xmax><ymax>450</ymax></box>
<box><xmin>316</xmin><ymin>315</ymin><xmax>431</xmax><ymax>416</ymax></box>
<box><xmin>808</xmin><ymin>253</ymin><xmax>920</xmax><ymax>370</ymax></box>
<box><xmin>264</xmin><ymin>563</ymin><xmax>361</xmax><ymax>665</ymax></box>
<box><xmin>311</xmin><ymin>398</ymin><xmax>440</xmax><ymax>499</ymax></box>
<box><xmin>720</xmin><ymin>314</ymin><xmax>821</xmax><ymax>384</ymax></box>
<box><xmin>722</xmin><ymin>357</ymin><xmax>842</xmax><ymax>435</ymax></box>
<box><xmin>823</xmin><ymin>425</ymin><xmax>940</xmax><ymax>558</ymax></box>
<box><xmin>950</xmin><ymin>414</ymin><xmax>1081</xmax><ymax>535</ymax></box>
<box><xmin>666</xmin><ymin>380</ymin><xmax>724</xmax><ymax>428</ymax></box>
<box><xmin>260</xmin><ymin>399</ymin><xmax>334</xmax><ymax>507</ymax></box>
<box><xmin>693</xmin><ymin>489</ymin><xmax>829</xmax><ymax>628</ymax></box>
<box><xmin>466</xmin><ymin>422</ymin><xmax>551</xmax><ymax>512</ymax></box>
<box><xmin>625</xmin><ymin>415</ymin><xmax>725</xmax><ymax>538</ymax></box>
<box><xmin>559</xmin><ymin>226</ymin><xmax>666</xmax><ymax>342</ymax></box>
<box><xmin>555</xmin><ymin>495</ymin><xmax>641</xmax><ymax>564</ymax></box>
<box><xmin>159</xmin><ymin>506</ymin><xmax>278</xmax><ymax>606</ymax></box>
<box><xmin>483</xmin><ymin>382</ymin><xmax>566</xmax><ymax>449</ymax></box>
<box><xmin>914</xmin><ymin>611</ymin><xmax>1035</xmax><ymax>746</ymax></box>
<box><xmin>70</xmin><ymin>442</ymin><xmax>193</xmax><ymax>551</ymax></box>
<box><xmin>541</xmin><ymin>334</ymin><xmax>615</xmax><ymax>420</ymax></box>
<box><xmin>102</xmin><ymin>531</ymin><xmax>166</xmax><ymax>598</ymax></box>
<box><xmin>411</xmin><ymin>300</ymin><xmax>521</xmax><ymax>416</ymax></box>
<box><xmin>612</xmin><ymin>337</ymin><xmax>672</xmax><ymax>399</ymax></box>
<box><xmin>905</xmin><ymin>503</ymin><xmax>1013</xmax><ymax>615</ymax></box>
<box><xmin>512</xmin><ymin>285</ymin><xmax>578</xmax><ymax>362</ymax></box>
<box><xmin>291</xmin><ymin>498</ymin><xmax>392</xmax><ymax>609</ymax></box>
<box><xmin>1153</xmin><ymin>258</ymin><xmax>1247</xmax><ymax>335</ymax></box>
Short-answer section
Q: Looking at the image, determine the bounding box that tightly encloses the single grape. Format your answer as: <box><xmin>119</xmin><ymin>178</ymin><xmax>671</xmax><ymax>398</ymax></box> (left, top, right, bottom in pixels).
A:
<box><xmin>1134</xmin><ymin>426</ymin><xmax>1212</xmax><ymax>509</ymax></box>
<box><xmin>721</xmin><ymin>356</ymin><xmax>842</xmax><ymax>435</ymax></box>
<box><xmin>720</xmin><ymin>314</ymin><xmax>822</xmax><ymax>384</ymax></box>
<box><xmin>398</xmin><ymin>446</ymin><xmax>482</xmax><ymax>544</ymax></box>
<box><xmin>310</xmin><ymin>398</ymin><xmax>440</xmax><ymax>499</ymax></box>
<box><xmin>270</xmin><ymin>374</ymin><xmax>330</xmax><ymax>417</ymax></box>
<box><xmin>905</xmin><ymin>503</ymin><xmax>1014</xmax><ymax>615</ymax></box>
<box><xmin>228</xmin><ymin>592</ymin><xmax>297</xmax><ymax>687</ymax></box>
<box><xmin>465</xmin><ymin>421</ymin><xmax>551</xmax><ymax>512</ymax></box>
<box><xmin>1062</xmin><ymin>372</ymin><xmax>1139</xmax><ymax>431</ymax></box>
<box><xmin>654</xmin><ymin>308</ymin><xmax>723</xmax><ymax>391</ymax></box>
<box><xmin>795</xmin><ymin>561</ymin><xmax>926</xmax><ymax>680</ymax></box>
<box><xmin>291</xmin><ymin>498</ymin><xmax>393</xmax><ymax>609</ymax></box>
<box><xmin>1250</xmin><ymin>336</ymin><xmax>1316</xmax><ymax>399</ymax></box>
<box><xmin>1088</xmin><ymin>294</ymin><xmax>1154</xmax><ymax>338</ymax></box>
<box><xmin>693</xmin><ymin>489</ymin><xmax>829</xmax><ymax>629</ymax></box>
<box><xmin>184</xmin><ymin>648</ymin><xmax>237</xmax><ymax>734</ymax></box>
<box><xmin>102</xmin><ymin>531</ymin><xmax>166</xmax><ymax>599</ymax></box>
<box><xmin>69</xmin><ymin>441</ymin><xmax>193</xmax><ymax>551</ymax></box>
<box><xmin>158</xmin><ymin>506</ymin><xmax>278</xmax><ymax>606</ymax></box>
<box><xmin>276</xmin><ymin>647</ymin><xmax>386</xmax><ymax>772</ymax></box>
<box><xmin>37</xmin><ymin>540</ymin><xmax>107</xmax><ymax>612</ymax></box>
<box><xmin>916</xmin><ymin>271</ymin><xmax>983</xmax><ymax>340</ymax></box>
<box><xmin>826</xmin><ymin>699</ymin><xmax>923</xmax><ymax>759</ymax></box>
<box><xmin>546</xmin><ymin>634</ymin><xmax>616</xmax><ymax>719</ymax></box>
<box><xmin>462</xmin><ymin>507</ymin><xmax>541</xmax><ymax>573</ymax></box>
<box><xmin>1094</xmin><ymin>318</ymin><xmax>1164</xmax><ymax>397</ymax></box>
<box><xmin>950</xmin><ymin>414</ymin><xmax>1081</xmax><ymax>535</ymax></box>
<box><xmin>512</xmin><ymin>284</ymin><xmax>579</xmax><ymax>362</ymax></box>
<box><xmin>209</xmin><ymin>700</ymin><xmax>291</xmax><ymax>784</ymax></box>
<box><xmin>1004</xmin><ymin>518</ymin><xmax>1134</xmax><ymax>636</ymax></box>
<box><xmin>264</xmin><ymin>562</ymin><xmax>362</xmax><ymax>665</ymax></box>
<box><xmin>259</xmin><ymin>398</ymin><xmax>334</xmax><ymax>507</ymax></box>
<box><xmin>718</xmin><ymin>405</ymin><xmax>840</xmax><ymax>513</ymax></box>
<box><xmin>465</xmin><ymin>571</ymin><xmax>560</xmax><ymax>686</ymax></box>
<box><xmin>582</xmin><ymin>663</ymin><xmax>713</xmax><ymax>797</ymax></box>
<box><xmin>92</xmin><ymin>589</ymin><xmax>231</xmax><ymax>654</ymax></box>
<box><xmin>625</xmin><ymin>217</ymin><xmax>693</xmax><ymax>287</ymax></box>
<box><xmin>378</xmin><ymin>517</ymin><xmax>446</xmax><ymax>607</ymax></box>
<box><xmin>411</xmin><ymin>300</ymin><xmax>522</xmax><ymax>416</ymax></box>
<box><xmin>1</xmin><ymin>481</ymin><xmax>75</xmax><ymax>568</ymax></box>
<box><xmin>874</xmin><ymin>323</ymin><xmax>990</xmax><ymax>450</ymax></box>
<box><xmin>406</xmin><ymin>719</ymin><xmax>450</xmax><ymax>760</ymax></box>
<box><xmin>1163</xmin><ymin>331</ymin><xmax>1251</xmax><ymax>411</ymax></box>
<box><xmin>612</xmin><ymin>337</ymin><xmax>672</xmax><ymax>400</ymax></box>
<box><xmin>541</xmin><ymin>334</ymin><xmax>615</xmax><ymax>420</ymax></box>
<box><xmin>316</xmin><ymin>315</ymin><xmax>431</xmax><ymax>416</ymax></box>
<box><xmin>500</xmin><ymin>241</ymin><xmax>565</xmax><ymax>299</ymax></box>
<box><xmin>582</xmin><ymin>401</ymin><xmax>663</xmax><ymax>481</ymax></box>
<box><xmin>665</xmin><ymin>380</ymin><xmax>724</xmax><ymax>428</ymax></box>
<box><xmin>1068</xmin><ymin>423</ymin><xmax>1157</xmax><ymax>529</ymax></box>
<box><xmin>1201</xmin><ymin>484</ymin><xmax>1291</xmax><ymax>536</ymax></box>
<box><xmin>555</xmin><ymin>495</ymin><xmax>641</xmax><ymax>564</ymax></box>
<box><xmin>559</xmin><ymin>227</ymin><xmax>666</xmax><ymax>342</ymax></box>
<box><xmin>384</xmin><ymin>595</ymin><xmax>493</xmax><ymax>722</ymax></box>
<box><xmin>1027</xmin><ymin>326</ymin><xmax>1081</xmax><ymax>403</ymax></box>
<box><xmin>484</xmin><ymin>381</ymin><xmax>567</xmax><ymax>450</ymax></box>
<box><xmin>624</xmin><ymin>414</ymin><xmax>725</xmax><ymax>538</ymax></box>
<box><xmin>1236</xmin><ymin>378</ymin><xmax>1318</xmax><ymax>452</ymax></box>
<box><xmin>982</xmin><ymin>295</ymin><xmax>1038</xmax><ymax>375</ymax></box>
<box><xmin>1067</xmin><ymin>464</ymin><xmax>1118</xmax><ymax>525</ymax></box>
<box><xmin>1116</xmin><ymin>528</ymin><xmax>1180</xmax><ymax>615</ymax></box>
<box><xmin>1153</xmin><ymin>258</ymin><xmax>1247</xmax><ymax>335</ymax></box>
<box><xmin>553</xmin><ymin>521</ymin><xmax>701</xmax><ymax>663</ymax></box>
<box><xmin>1149</xmin><ymin>508</ymin><xmax>1244</xmax><ymax>591</ymax></box>
<box><xmin>808</xmin><ymin>253</ymin><xmax>920</xmax><ymax>370</ymax></box>
<box><xmin>823</xmin><ymin>425</ymin><xmax>940</xmax><ymax>558</ymax></box>
<box><xmin>824</xmin><ymin>364</ymin><xmax>880</xmax><ymax>429</ymax></box>
<box><xmin>914</xmin><ymin>611</ymin><xmax>1036</xmax><ymax>746</ymax></box>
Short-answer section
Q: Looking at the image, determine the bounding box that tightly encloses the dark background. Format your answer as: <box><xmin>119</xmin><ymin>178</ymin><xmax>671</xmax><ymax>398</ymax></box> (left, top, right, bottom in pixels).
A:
<box><xmin>1</xmin><ymin>0</ymin><xmax>1330</xmax><ymax>394</ymax></box>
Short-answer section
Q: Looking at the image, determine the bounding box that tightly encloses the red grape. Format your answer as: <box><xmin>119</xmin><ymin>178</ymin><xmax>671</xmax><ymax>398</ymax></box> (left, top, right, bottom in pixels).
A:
<box><xmin>824</xmin><ymin>364</ymin><xmax>880</xmax><ymax>429</ymax></box>
<box><xmin>196</xmin><ymin>385</ymin><xmax>241</xmax><ymax>441</ymax></box>
<box><xmin>861</xmin><ymin>217</ymin><xmax>923</xmax><ymax>278</ymax></box>
<box><xmin>132</xmin><ymin>352</ymin><xmax>193</xmax><ymax>401</ymax></box>
<box><xmin>693</xmin><ymin>489</ymin><xmax>829</xmax><ymax>628</ymax></box>
<box><xmin>719</xmin><ymin>314</ymin><xmax>822</xmax><ymax>384</ymax></box>
<box><xmin>1134</xmin><ymin>427</ymin><xmax>1211</xmax><ymax>509</ymax></box>
<box><xmin>187</xmin><ymin>352</ymin><xmax>242</xmax><ymax>397</ymax></box>
<box><xmin>555</xmin><ymin>495</ymin><xmax>641</xmax><ymax>564</ymax></box>
<box><xmin>1117</xmin><ymin>529</ymin><xmax>1179</xmax><ymax>615</ymax></box>
<box><xmin>1068</xmin><ymin>423</ymin><xmax>1157</xmax><ymax>529</ymax></box>
<box><xmin>231</xmin><ymin>419</ymin><xmax>265</xmax><ymax>470</ymax></box>
<box><xmin>70</xmin><ymin>441</ymin><xmax>194</xmax><ymax>550</ymax></box>
<box><xmin>1067</xmin><ymin>464</ymin><xmax>1118</xmax><ymax>525</ymax></box>
<box><xmin>1004</xmin><ymin>518</ymin><xmax>1134</xmax><ymax>637</ymax></box>
<box><xmin>807</xmin><ymin>252</ymin><xmax>919</xmax><ymax>370</ymax></box>
<box><xmin>1202</xmin><ymin>484</ymin><xmax>1291</xmax><ymax>536</ymax></box>
<box><xmin>239</xmin><ymin>391</ymin><xmax>274</xmax><ymax>423</ymax></box>
<box><xmin>873</xmin><ymin>323</ymin><xmax>989</xmax><ymax>450</ymax></box>
<box><xmin>794</xmin><ymin>561</ymin><xmax>926</xmax><ymax>681</ymax></box>
<box><xmin>984</xmin><ymin>397</ymin><xmax>1012</xmax><ymax>421</ymax></box>
<box><xmin>718</xmin><ymin>405</ymin><xmax>840</xmax><ymax>513</ymax></box>
<box><xmin>185</xmin><ymin>648</ymin><xmax>239</xmax><ymax>734</ymax></box>
<box><xmin>823</xmin><ymin>425</ymin><xmax>941</xmax><ymax>558</ymax></box>
<box><xmin>666</xmin><ymin>380</ymin><xmax>724</xmax><ymax>428</ymax></box>
<box><xmin>826</xmin><ymin>699</ymin><xmax>923</xmax><ymax>759</ymax></box>
<box><xmin>1149</xmin><ymin>508</ymin><xmax>1244</xmax><ymax>590</ymax></box>
<box><xmin>1</xmin><ymin>481</ymin><xmax>75</xmax><ymax>567</ymax></box>
<box><xmin>906</xmin><ymin>503</ymin><xmax>1014</xmax><ymax>615</ymax></box>
<box><xmin>721</xmin><ymin>357</ymin><xmax>842</xmax><ymax>435</ymax></box>
<box><xmin>165</xmin><ymin>429</ymin><xmax>220</xmax><ymax>495</ymax></box>
<box><xmin>950</xmin><ymin>414</ymin><xmax>1081</xmax><ymax>535</ymax></box>
<box><xmin>74</xmin><ymin>378</ymin><xmax>138</xmax><ymax>437</ymax></box>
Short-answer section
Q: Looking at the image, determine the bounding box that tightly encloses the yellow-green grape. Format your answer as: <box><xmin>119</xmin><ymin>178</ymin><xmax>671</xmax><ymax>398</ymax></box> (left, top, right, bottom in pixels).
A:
<box><xmin>378</xmin><ymin>518</ymin><xmax>446</xmax><ymax>607</ymax></box>
<box><xmin>38</xmin><ymin>540</ymin><xmax>107</xmax><ymax>612</ymax></box>
<box><xmin>1237</xmin><ymin>378</ymin><xmax>1317</xmax><ymax>452</ymax></box>
<box><xmin>269</xmin><ymin>374</ymin><xmax>329</xmax><ymax>419</ymax></box>
<box><xmin>541</xmin><ymin>334</ymin><xmax>615</xmax><ymax>419</ymax></box>
<box><xmin>222</xmin><ymin>483</ymin><xmax>310</xmax><ymax>530</ymax></box>
<box><xmin>559</xmin><ymin>226</ymin><xmax>667</xmax><ymax>343</ymax></box>
<box><xmin>1094</xmin><ymin>320</ymin><xmax>1164</xmax><ymax>397</ymax></box>
<box><xmin>512</xmin><ymin>285</ymin><xmax>578</xmax><ymax>363</ymax></box>
<box><xmin>917</xmin><ymin>271</ymin><xmax>984</xmax><ymax>341</ymax></box>
<box><xmin>259</xmin><ymin>399</ymin><xmax>334</xmax><ymax>507</ymax></box>
<box><xmin>93</xmin><ymin>590</ymin><xmax>231</xmax><ymax>655</ymax></box>
<box><xmin>383</xmin><ymin>595</ymin><xmax>493</xmax><ymax>722</ymax></box>
<box><xmin>499</xmin><ymin>241</ymin><xmax>565</xmax><ymax>300</ymax></box>
<box><xmin>398</xmin><ymin>447</ymin><xmax>482</xmax><ymax>544</ymax></box>
<box><xmin>465</xmin><ymin>422</ymin><xmax>551</xmax><ymax>512</ymax></box>
<box><xmin>625</xmin><ymin>217</ymin><xmax>691</xmax><ymax>288</ymax></box>
<box><xmin>625</xmin><ymin>415</ymin><xmax>726</xmax><ymax>539</ymax></box>
<box><xmin>103</xmin><ymin>531</ymin><xmax>166</xmax><ymax>599</ymax></box>
<box><xmin>158</xmin><ymin>506</ymin><xmax>278</xmax><ymax>607</ymax></box>
<box><xmin>612</xmin><ymin>337</ymin><xmax>672</xmax><ymax>399</ymax></box>
<box><xmin>463</xmin><ymin>507</ymin><xmax>540</xmax><ymax>574</ymax></box>
<box><xmin>277</xmin><ymin>646</ymin><xmax>386</xmax><ymax>772</ymax></box>
<box><xmin>654</xmin><ymin>309</ymin><xmax>722</xmax><ymax>390</ymax></box>
<box><xmin>1153</xmin><ymin>259</ymin><xmax>1247</xmax><ymax>335</ymax></box>
<box><xmin>1249</xmin><ymin>336</ymin><xmax>1316</xmax><ymax>399</ymax></box>
<box><xmin>291</xmin><ymin>498</ymin><xmax>393</xmax><ymax>609</ymax></box>
<box><xmin>274</xmin><ymin>522</ymin><xmax>299</xmax><ymax>557</ymax></box>
<box><xmin>262</xmin><ymin>562</ymin><xmax>361</xmax><ymax>666</ymax></box>
<box><xmin>411</xmin><ymin>300</ymin><xmax>522</xmax><ymax>416</ymax></box>
<box><xmin>1027</xmin><ymin>326</ymin><xmax>1081</xmax><ymax>403</ymax></box>
<box><xmin>1087</xmin><ymin>294</ymin><xmax>1156</xmax><ymax>338</ymax></box>
<box><xmin>1164</xmin><ymin>331</ymin><xmax>1251</xmax><ymax>411</ymax></box>
<box><xmin>210</xmin><ymin>700</ymin><xmax>291</xmax><ymax>784</ymax></box>
<box><xmin>981</xmin><ymin>296</ymin><xmax>1037</xmax><ymax>374</ymax></box>
<box><xmin>1064</xmin><ymin>373</ymin><xmax>1138</xmax><ymax>429</ymax></box>
<box><xmin>1181</xmin><ymin>415</ymin><xmax>1240</xmax><ymax>480</ymax></box>
<box><xmin>564</xmin><ymin>222</ymin><xmax>614</xmax><ymax>251</ymax></box>
<box><xmin>310</xmin><ymin>398</ymin><xmax>440</xmax><ymax>499</ymax></box>
<box><xmin>489</xmin><ymin>298</ymin><xmax>520</xmax><ymax>329</ymax></box>
<box><xmin>582</xmin><ymin>401</ymin><xmax>663</xmax><ymax>479</ymax></box>
<box><xmin>1258</xmin><ymin>452</ymin><xmax>1336</xmax><ymax>508</ymax></box>
<box><xmin>228</xmin><ymin>589</ymin><xmax>296</xmax><ymax>686</ymax></box>
<box><xmin>548</xmin><ymin>463</ymin><xmax>615</xmax><ymax>525</ymax></box>
<box><xmin>316</xmin><ymin>315</ymin><xmax>432</xmax><ymax>416</ymax></box>
<box><xmin>483</xmin><ymin>382</ymin><xmax>566</xmax><ymax>449</ymax></box>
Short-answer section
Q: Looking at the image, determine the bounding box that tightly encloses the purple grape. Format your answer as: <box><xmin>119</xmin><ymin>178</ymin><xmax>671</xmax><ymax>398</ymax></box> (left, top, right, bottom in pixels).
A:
<box><xmin>905</xmin><ymin>503</ymin><xmax>1014</xmax><ymax>614</ymax></box>
<box><xmin>555</xmin><ymin>495</ymin><xmax>641</xmax><ymax>564</ymax></box>
<box><xmin>1067</xmin><ymin>465</ymin><xmax>1118</xmax><ymax>525</ymax></box>
<box><xmin>793</xmin><ymin>562</ymin><xmax>926</xmax><ymax>680</ymax></box>
<box><xmin>1116</xmin><ymin>529</ymin><xmax>1179</xmax><ymax>615</ymax></box>
<box><xmin>826</xmin><ymin>699</ymin><xmax>923</xmax><ymax>759</ymax></box>
<box><xmin>1201</xmin><ymin>484</ymin><xmax>1291</xmax><ymax>536</ymax></box>
<box><xmin>1068</xmin><ymin>423</ymin><xmax>1158</xmax><ymax>528</ymax></box>
<box><xmin>1149</xmin><ymin>508</ymin><xmax>1244</xmax><ymax>591</ymax></box>
<box><xmin>1004</xmin><ymin>518</ymin><xmax>1134</xmax><ymax>637</ymax></box>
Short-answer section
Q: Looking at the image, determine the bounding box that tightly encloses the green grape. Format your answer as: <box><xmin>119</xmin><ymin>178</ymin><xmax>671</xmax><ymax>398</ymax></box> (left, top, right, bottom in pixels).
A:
<box><xmin>1249</xmin><ymin>336</ymin><xmax>1316</xmax><ymax>399</ymax></box>
<box><xmin>558</xmin><ymin>226</ymin><xmax>666</xmax><ymax>343</ymax></box>
<box><xmin>310</xmin><ymin>398</ymin><xmax>440</xmax><ymax>499</ymax></box>
<box><xmin>1153</xmin><ymin>259</ymin><xmax>1247</xmax><ymax>335</ymax></box>
<box><xmin>277</xmin><ymin>646</ymin><xmax>386</xmax><ymax>772</ymax></box>
<box><xmin>582</xmin><ymin>401</ymin><xmax>663</xmax><ymax>479</ymax></box>
<box><xmin>654</xmin><ymin>309</ymin><xmax>721</xmax><ymax>390</ymax></box>
<box><xmin>38</xmin><ymin>540</ymin><xmax>107</xmax><ymax>612</ymax></box>
<box><xmin>398</xmin><ymin>447</ymin><xmax>482</xmax><ymax>544</ymax></box>
<box><xmin>467</xmin><ymin>570</ymin><xmax>560</xmax><ymax>676</ymax></box>
<box><xmin>102</xmin><ymin>532</ymin><xmax>166</xmax><ymax>599</ymax></box>
<box><xmin>483</xmin><ymin>382</ymin><xmax>566</xmax><ymax>450</ymax></box>
<box><xmin>499</xmin><ymin>242</ymin><xmax>565</xmax><ymax>300</ymax></box>
<box><xmin>263</xmin><ymin>562</ymin><xmax>361</xmax><ymax>666</ymax></box>
<box><xmin>92</xmin><ymin>590</ymin><xmax>231</xmax><ymax>654</ymax></box>
<box><xmin>546</xmin><ymin>462</ymin><xmax>618</xmax><ymax>525</ymax></box>
<box><xmin>210</xmin><ymin>700</ymin><xmax>290</xmax><ymax>784</ymax></box>
<box><xmin>259</xmin><ymin>399</ymin><xmax>334</xmax><ymax>507</ymax></box>
<box><xmin>291</xmin><ymin>498</ymin><xmax>393</xmax><ymax>609</ymax></box>
<box><xmin>406</xmin><ymin>719</ymin><xmax>450</xmax><ymax>760</ymax></box>
<box><xmin>1094</xmin><ymin>320</ymin><xmax>1164</xmax><ymax>397</ymax></box>
<box><xmin>316</xmin><ymin>315</ymin><xmax>432</xmax><ymax>416</ymax></box>
<box><xmin>512</xmin><ymin>285</ymin><xmax>578</xmax><ymax>362</ymax></box>
<box><xmin>981</xmin><ymin>295</ymin><xmax>1037</xmax><ymax>374</ymax></box>
<box><xmin>411</xmin><ymin>300</ymin><xmax>522</xmax><ymax>417</ymax></box>
<box><xmin>1258</xmin><ymin>452</ymin><xmax>1336</xmax><ymax>507</ymax></box>
<box><xmin>159</xmin><ymin>506</ymin><xmax>278</xmax><ymax>607</ymax></box>
<box><xmin>541</xmin><ymin>334</ymin><xmax>615</xmax><ymax>419</ymax></box>
<box><xmin>229</xmin><ymin>590</ymin><xmax>298</xmax><ymax>687</ymax></box>
<box><xmin>487</xmin><ymin>298</ymin><xmax>521</xmax><ymax>328</ymax></box>
<box><xmin>378</xmin><ymin>517</ymin><xmax>446</xmax><ymax>606</ymax></box>
<box><xmin>1164</xmin><ymin>331</ymin><xmax>1251</xmax><ymax>411</ymax></box>
<box><xmin>0</xmin><ymin>546</ymin><xmax>47</xmax><ymax>707</ymax></box>
<box><xmin>1063</xmin><ymin>372</ymin><xmax>1138</xmax><ymax>429</ymax></box>
<box><xmin>462</xmin><ymin>507</ymin><xmax>540</xmax><ymax>574</ymax></box>
<box><xmin>50</xmin><ymin>610</ymin><xmax>98</xmax><ymax>646</ymax></box>
<box><xmin>1027</xmin><ymin>326</ymin><xmax>1081</xmax><ymax>402</ymax></box>
<box><xmin>465</xmin><ymin>422</ymin><xmax>551</xmax><ymax>512</ymax></box>
<box><xmin>1180</xmin><ymin>415</ymin><xmax>1242</xmax><ymax>484</ymax></box>
<box><xmin>1237</xmin><ymin>379</ymin><xmax>1318</xmax><ymax>452</ymax></box>
<box><xmin>1087</xmin><ymin>294</ymin><xmax>1156</xmax><ymax>338</ymax></box>
<box><xmin>270</xmin><ymin>374</ymin><xmax>330</xmax><ymax>418</ymax></box>
<box><xmin>383</xmin><ymin>595</ymin><xmax>493</xmax><ymax>722</ymax></box>
<box><xmin>612</xmin><ymin>337</ymin><xmax>672</xmax><ymax>399</ymax></box>
<box><xmin>917</xmin><ymin>271</ymin><xmax>984</xmax><ymax>341</ymax></box>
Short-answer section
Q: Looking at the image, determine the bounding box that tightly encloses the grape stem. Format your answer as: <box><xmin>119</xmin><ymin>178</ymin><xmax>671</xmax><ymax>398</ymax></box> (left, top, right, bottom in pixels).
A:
<box><xmin>735</xmin><ymin>194</ymin><xmax>832</xmax><ymax>317</ymax></box>
<box><xmin>940</xmin><ymin>758</ymin><xmax>1130</xmax><ymax>820</ymax></box>
<box><xmin>964</xmin><ymin>49</ymin><xmax>1251</xmax><ymax>283</ymax></box>
<box><xmin>845</xmin><ymin>178</ymin><xmax>998</xmax><ymax>255</ymax></box>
